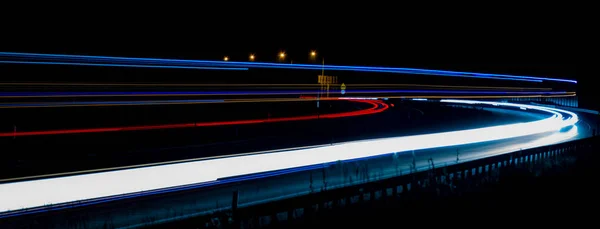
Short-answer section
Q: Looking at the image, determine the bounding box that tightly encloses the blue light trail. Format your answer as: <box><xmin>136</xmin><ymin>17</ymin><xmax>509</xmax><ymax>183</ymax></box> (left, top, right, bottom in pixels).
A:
<box><xmin>0</xmin><ymin>60</ymin><xmax>248</xmax><ymax>70</ymax></box>
<box><xmin>0</xmin><ymin>52</ymin><xmax>576</xmax><ymax>83</ymax></box>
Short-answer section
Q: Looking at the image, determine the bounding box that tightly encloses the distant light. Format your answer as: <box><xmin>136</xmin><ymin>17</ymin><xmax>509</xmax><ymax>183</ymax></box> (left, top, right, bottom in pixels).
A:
<box><xmin>339</xmin><ymin>97</ymin><xmax>378</xmax><ymax>100</ymax></box>
<box><xmin>279</xmin><ymin>52</ymin><xmax>286</xmax><ymax>58</ymax></box>
<box><xmin>249</xmin><ymin>54</ymin><xmax>255</xmax><ymax>61</ymax></box>
<box><xmin>412</xmin><ymin>98</ymin><xmax>427</xmax><ymax>101</ymax></box>
<box><xmin>223</xmin><ymin>56</ymin><xmax>229</xmax><ymax>61</ymax></box>
<box><xmin>310</xmin><ymin>51</ymin><xmax>316</xmax><ymax>57</ymax></box>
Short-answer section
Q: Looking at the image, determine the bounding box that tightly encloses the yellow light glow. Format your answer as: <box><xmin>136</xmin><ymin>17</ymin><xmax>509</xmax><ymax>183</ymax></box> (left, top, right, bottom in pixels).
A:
<box><xmin>249</xmin><ymin>54</ymin><xmax>255</xmax><ymax>60</ymax></box>
<box><xmin>223</xmin><ymin>56</ymin><xmax>229</xmax><ymax>61</ymax></box>
<box><xmin>279</xmin><ymin>52</ymin><xmax>285</xmax><ymax>58</ymax></box>
<box><xmin>310</xmin><ymin>51</ymin><xmax>316</xmax><ymax>56</ymax></box>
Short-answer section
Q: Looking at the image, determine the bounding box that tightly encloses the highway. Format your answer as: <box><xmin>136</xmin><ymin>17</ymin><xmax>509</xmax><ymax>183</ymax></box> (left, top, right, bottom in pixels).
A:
<box><xmin>0</xmin><ymin>52</ymin><xmax>586</xmax><ymax>229</ymax></box>
<box><xmin>0</xmin><ymin>99</ymin><xmax>590</xmax><ymax>229</ymax></box>
<box><xmin>0</xmin><ymin>97</ymin><xmax>542</xmax><ymax>180</ymax></box>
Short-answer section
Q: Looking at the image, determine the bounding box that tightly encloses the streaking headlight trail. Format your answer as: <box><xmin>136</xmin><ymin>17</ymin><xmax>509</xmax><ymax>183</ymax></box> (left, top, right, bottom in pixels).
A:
<box><xmin>0</xmin><ymin>100</ymin><xmax>579</xmax><ymax>214</ymax></box>
<box><xmin>0</xmin><ymin>52</ymin><xmax>577</xmax><ymax>83</ymax></box>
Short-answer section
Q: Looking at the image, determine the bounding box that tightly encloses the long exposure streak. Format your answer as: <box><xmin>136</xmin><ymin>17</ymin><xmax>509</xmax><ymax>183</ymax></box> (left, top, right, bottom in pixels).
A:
<box><xmin>0</xmin><ymin>60</ymin><xmax>248</xmax><ymax>70</ymax></box>
<box><xmin>0</xmin><ymin>83</ymin><xmax>553</xmax><ymax>91</ymax></box>
<box><xmin>0</xmin><ymin>52</ymin><xmax>577</xmax><ymax>83</ymax></box>
<box><xmin>0</xmin><ymin>90</ymin><xmax>570</xmax><ymax>98</ymax></box>
<box><xmin>0</xmin><ymin>94</ymin><xmax>576</xmax><ymax>109</ymax></box>
<box><xmin>0</xmin><ymin>100</ymin><xmax>388</xmax><ymax>137</ymax></box>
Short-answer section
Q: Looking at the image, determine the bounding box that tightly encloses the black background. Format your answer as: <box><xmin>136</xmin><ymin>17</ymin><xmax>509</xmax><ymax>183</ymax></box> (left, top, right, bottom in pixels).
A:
<box><xmin>0</xmin><ymin>12</ymin><xmax>588</xmax><ymax>108</ymax></box>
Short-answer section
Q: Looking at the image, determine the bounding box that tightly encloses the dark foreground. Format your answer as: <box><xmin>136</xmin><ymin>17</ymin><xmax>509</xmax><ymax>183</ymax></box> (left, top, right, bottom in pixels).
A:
<box><xmin>147</xmin><ymin>136</ymin><xmax>597</xmax><ymax>229</ymax></box>
<box><xmin>271</xmin><ymin>158</ymin><xmax>596</xmax><ymax>228</ymax></box>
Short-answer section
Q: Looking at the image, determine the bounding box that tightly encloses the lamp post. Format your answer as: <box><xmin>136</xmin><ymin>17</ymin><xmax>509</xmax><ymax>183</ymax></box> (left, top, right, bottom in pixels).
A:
<box><xmin>278</xmin><ymin>52</ymin><xmax>286</xmax><ymax>62</ymax></box>
<box><xmin>313</xmin><ymin>51</ymin><xmax>325</xmax><ymax>117</ymax></box>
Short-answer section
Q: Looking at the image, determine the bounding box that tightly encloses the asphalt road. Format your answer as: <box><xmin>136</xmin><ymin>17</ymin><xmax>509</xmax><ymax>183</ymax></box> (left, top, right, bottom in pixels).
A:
<box><xmin>0</xmin><ymin>99</ymin><xmax>530</xmax><ymax>180</ymax></box>
<box><xmin>0</xmin><ymin>101</ymin><xmax>592</xmax><ymax>229</ymax></box>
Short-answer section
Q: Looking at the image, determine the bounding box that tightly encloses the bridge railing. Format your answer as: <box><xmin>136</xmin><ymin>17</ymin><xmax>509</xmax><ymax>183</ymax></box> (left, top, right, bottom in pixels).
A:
<box><xmin>497</xmin><ymin>96</ymin><xmax>579</xmax><ymax>108</ymax></box>
<box><xmin>220</xmin><ymin>135</ymin><xmax>597</xmax><ymax>228</ymax></box>
<box><xmin>1</xmin><ymin>134</ymin><xmax>596</xmax><ymax>229</ymax></box>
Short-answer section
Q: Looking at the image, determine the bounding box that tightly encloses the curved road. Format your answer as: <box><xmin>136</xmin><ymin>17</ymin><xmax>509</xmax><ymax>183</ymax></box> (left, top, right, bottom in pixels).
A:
<box><xmin>0</xmin><ymin>100</ymin><xmax>592</xmax><ymax>229</ymax></box>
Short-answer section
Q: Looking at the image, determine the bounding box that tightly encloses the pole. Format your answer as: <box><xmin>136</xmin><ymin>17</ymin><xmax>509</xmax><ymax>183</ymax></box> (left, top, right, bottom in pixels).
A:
<box><xmin>317</xmin><ymin>58</ymin><xmax>324</xmax><ymax>118</ymax></box>
<box><xmin>323</xmin><ymin>58</ymin><xmax>328</xmax><ymax>98</ymax></box>
<box><xmin>231</xmin><ymin>190</ymin><xmax>239</xmax><ymax>211</ymax></box>
<box><xmin>456</xmin><ymin>149</ymin><xmax>460</xmax><ymax>163</ymax></box>
<box><xmin>231</xmin><ymin>190</ymin><xmax>239</xmax><ymax>226</ymax></box>
<box><xmin>321</xmin><ymin>58</ymin><xmax>325</xmax><ymax>81</ymax></box>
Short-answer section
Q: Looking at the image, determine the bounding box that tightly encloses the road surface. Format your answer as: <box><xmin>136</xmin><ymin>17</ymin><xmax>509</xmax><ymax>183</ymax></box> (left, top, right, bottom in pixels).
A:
<box><xmin>0</xmin><ymin>100</ymin><xmax>592</xmax><ymax>229</ymax></box>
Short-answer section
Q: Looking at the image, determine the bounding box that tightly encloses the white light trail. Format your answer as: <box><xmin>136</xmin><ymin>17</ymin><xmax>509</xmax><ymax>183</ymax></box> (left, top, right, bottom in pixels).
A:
<box><xmin>0</xmin><ymin>100</ymin><xmax>579</xmax><ymax>212</ymax></box>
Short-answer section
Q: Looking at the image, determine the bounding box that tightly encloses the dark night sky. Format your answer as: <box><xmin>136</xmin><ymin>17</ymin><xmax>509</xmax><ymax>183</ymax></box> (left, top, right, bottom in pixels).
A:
<box><xmin>1</xmin><ymin>16</ymin><xmax>590</xmax><ymax>107</ymax></box>
<box><xmin>2</xmin><ymin>20</ymin><xmax>579</xmax><ymax>75</ymax></box>
<box><xmin>3</xmin><ymin>32</ymin><xmax>578</xmax><ymax>77</ymax></box>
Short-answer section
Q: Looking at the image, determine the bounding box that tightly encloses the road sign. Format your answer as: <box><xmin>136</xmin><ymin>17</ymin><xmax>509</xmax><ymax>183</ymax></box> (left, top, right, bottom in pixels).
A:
<box><xmin>318</xmin><ymin>75</ymin><xmax>338</xmax><ymax>84</ymax></box>
<box><xmin>340</xmin><ymin>83</ymin><xmax>346</xmax><ymax>90</ymax></box>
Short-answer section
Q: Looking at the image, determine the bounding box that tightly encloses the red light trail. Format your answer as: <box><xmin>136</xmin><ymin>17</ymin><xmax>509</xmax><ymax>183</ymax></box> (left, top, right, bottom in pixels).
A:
<box><xmin>0</xmin><ymin>100</ymin><xmax>388</xmax><ymax>138</ymax></box>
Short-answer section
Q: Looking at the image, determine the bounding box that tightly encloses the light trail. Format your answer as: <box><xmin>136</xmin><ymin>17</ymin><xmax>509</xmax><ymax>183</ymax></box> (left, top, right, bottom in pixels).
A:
<box><xmin>0</xmin><ymin>82</ymin><xmax>553</xmax><ymax>91</ymax></box>
<box><xmin>0</xmin><ymin>143</ymin><xmax>337</xmax><ymax>184</ymax></box>
<box><xmin>0</xmin><ymin>100</ymin><xmax>388</xmax><ymax>137</ymax></box>
<box><xmin>0</xmin><ymin>60</ymin><xmax>248</xmax><ymax>71</ymax></box>
<box><xmin>381</xmin><ymin>93</ymin><xmax>577</xmax><ymax>99</ymax></box>
<box><xmin>0</xmin><ymin>90</ymin><xmax>570</xmax><ymax>98</ymax></box>
<box><xmin>0</xmin><ymin>93</ymin><xmax>576</xmax><ymax>109</ymax></box>
<box><xmin>0</xmin><ymin>52</ymin><xmax>577</xmax><ymax>83</ymax></box>
<box><xmin>0</xmin><ymin>100</ymin><xmax>579</xmax><ymax>215</ymax></box>
<box><xmin>0</xmin><ymin>99</ymin><xmax>227</xmax><ymax>108</ymax></box>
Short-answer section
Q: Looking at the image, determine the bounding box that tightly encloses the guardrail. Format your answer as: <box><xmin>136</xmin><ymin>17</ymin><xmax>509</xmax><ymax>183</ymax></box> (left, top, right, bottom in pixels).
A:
<box><xmin>530</xmin><ymin>102</ymin><xmax>599</xmax><ymax>115</ymax></box>
<box><xmin>1</xmin><ymin>135</ymin><xmax>595</xmax><ymax>229</ymax></box>
<box><xmin>194</xmin><ymin>136</ymin><xmax>597</xmax><ymax>228</ymax></box>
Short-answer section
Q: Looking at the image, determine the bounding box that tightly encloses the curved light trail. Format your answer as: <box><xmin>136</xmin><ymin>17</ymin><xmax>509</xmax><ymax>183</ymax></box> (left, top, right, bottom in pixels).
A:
<box><xmin>0</xmin><ymin>94</ymin><xmax>575</xmax><ymax>109</ymax></box>
<box><xmin>0</xmin><ymin>100</ymin><xmax>579</xmax><ymax>215</ymax></box>
<box><xmin>0</xmin><ymin>82</ymin><xmax>553</xmax><ymax>91</ymax></box>
<box><xmin>0</xmin><ymin>90</ymin><xmax>570</xmax><ymax>98</ymax></box>
<box><xmin>0</xmin><ymin>99</ymin><xmax>388</xmax><ymax>137</ymax></box>
<box><xmin>0</xmin><ymin>60</ymin><xmax>248</xmax><ymax>70</ymax></box>
<box><xmin>0</xmin><ymin>52</ymin><xmax>577</xmax><ymax>83</ymax></box>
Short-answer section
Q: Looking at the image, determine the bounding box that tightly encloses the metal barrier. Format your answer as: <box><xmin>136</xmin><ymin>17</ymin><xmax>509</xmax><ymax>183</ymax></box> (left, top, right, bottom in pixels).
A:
<box><xmin>1</xmin><ymin>136</ymin><xmax>595</xmax><ymax>229</ymax></box>
<box><xmin>221</xmin><ymin>136</ymin><xmax>596</xmax><ymax>228</ymax></box>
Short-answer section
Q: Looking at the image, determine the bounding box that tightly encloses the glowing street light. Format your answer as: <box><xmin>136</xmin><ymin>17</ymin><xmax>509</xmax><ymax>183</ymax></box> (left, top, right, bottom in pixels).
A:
<box><xmin>310</xmin><ymin>50</ymin><xmax>317</xmax><ymax>57</ymax></box>
<box><xmin>279</xmin><ymin>52</ymin><xmax>286</xmax><ymax>60</ymax></box>
<box><xmin>249</xmin><ymin>54</ymin><xmax>255</xmax><ymax>61</ymax></box>
<box><xmin>223</xmin><ymin>56</ymin><xmax>229</xmax><ymax>61</ymax></box>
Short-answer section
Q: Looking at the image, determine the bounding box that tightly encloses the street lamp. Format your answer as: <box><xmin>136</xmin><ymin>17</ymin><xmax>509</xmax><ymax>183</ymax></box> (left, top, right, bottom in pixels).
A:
<box><xmin>278</xmin><ymin>52</ymin><xmax>286</xmax><ymax>61</ymax></box>
<box><xmin>249</xmin><ymin>54</ymin><xmax>255</xmax><ymax>61</ymax></box>
<box><xmin>309</xmin><ymin>50</ymin><xmax>318</xmax><ymax>63</ymax></box>
<box><xmin>223</xmin><ymin>56</ymin><xmax>229</xmax><ymax>61</ymax></box>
